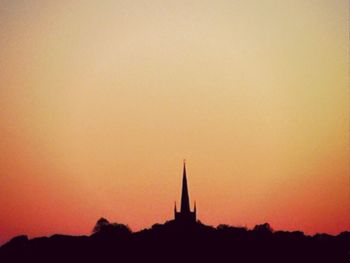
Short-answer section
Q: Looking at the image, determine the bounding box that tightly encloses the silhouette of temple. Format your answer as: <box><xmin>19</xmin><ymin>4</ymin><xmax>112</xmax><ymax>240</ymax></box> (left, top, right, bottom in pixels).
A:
<box><xmin>174</xmin><ymin>161</ymin><xmax>196</xmax><ymax>223</ymax></box>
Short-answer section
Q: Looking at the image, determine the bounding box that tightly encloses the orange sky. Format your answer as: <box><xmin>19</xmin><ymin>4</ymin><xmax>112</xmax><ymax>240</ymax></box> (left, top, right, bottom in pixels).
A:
<box><xmin>0</xmin><ymin>0</ymin><xmax>349</xmax><ymax>244</ymax></box>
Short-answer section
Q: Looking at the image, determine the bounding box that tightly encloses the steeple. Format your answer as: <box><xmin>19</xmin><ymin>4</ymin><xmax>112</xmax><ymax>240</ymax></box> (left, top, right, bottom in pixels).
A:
<box><xmin>174</xmin><ymin>160</ymin><xmax>196</xmax><ymax>223</ymax></box>
<box><xmin>180</xmin><ymin>160</ymin><xmax>190</xmax><ymax>213</ymax></box>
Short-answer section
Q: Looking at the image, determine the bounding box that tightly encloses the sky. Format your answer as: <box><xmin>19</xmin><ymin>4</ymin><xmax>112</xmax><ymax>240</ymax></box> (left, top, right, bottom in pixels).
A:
<box><xmin>0</xmin><ymin>0</ymin><xmax>349</xmax><ymax>244</ymax></box>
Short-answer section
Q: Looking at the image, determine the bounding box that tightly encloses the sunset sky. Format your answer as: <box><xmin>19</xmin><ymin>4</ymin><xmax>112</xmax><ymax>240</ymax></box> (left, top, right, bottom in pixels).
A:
<box><xmin>0</xmin><ymin>0</ymin><xmax>349</xmax><ymax>244</ymax></box>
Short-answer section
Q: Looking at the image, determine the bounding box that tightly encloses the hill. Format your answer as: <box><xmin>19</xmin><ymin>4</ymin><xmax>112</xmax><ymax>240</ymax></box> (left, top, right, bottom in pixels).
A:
<box><xmin>0</xmin><ymin>218</ymin><xmax>349</xmax><ymax>263</ymax></box>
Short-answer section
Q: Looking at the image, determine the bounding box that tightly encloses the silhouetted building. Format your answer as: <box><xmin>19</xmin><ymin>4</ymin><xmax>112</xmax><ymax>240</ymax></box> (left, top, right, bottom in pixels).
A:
<box><xmin>174</xmin><ymin>161</ymin><xmax>196</xmax><ymax>223</ymax></box>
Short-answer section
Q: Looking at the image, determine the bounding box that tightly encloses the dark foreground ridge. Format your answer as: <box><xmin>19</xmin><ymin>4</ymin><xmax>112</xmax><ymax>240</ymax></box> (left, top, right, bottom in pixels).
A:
<box><xmin>1</xmin><ymin>218</ymin><xmax>349</xmax><ymax>263</ymax></box>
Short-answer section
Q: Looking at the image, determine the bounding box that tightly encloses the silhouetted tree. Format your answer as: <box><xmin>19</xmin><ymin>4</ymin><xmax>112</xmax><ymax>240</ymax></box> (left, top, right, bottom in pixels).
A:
<box><xmin>253</xmin><ymin>223</ymin><xmax>273</xmax><ymax>233</ymax></box>
<box><xmin>92</xmin><ymin>217</ymin><xmax>110</xmax><ymax>233</ymax></box>
<box><xmin>92</xmin><ymin>217</ymin><xmax>131</xmax><ymax>238</ymax></box>
<box><xmin>217</xmin><ymin>224</ymin><xmax>230</xmax><ymax>230</ymax></box>
<box><xmin>217</xmin><ymin>224</ymin><xmax>248</xmax><ymax>236</ymax></box>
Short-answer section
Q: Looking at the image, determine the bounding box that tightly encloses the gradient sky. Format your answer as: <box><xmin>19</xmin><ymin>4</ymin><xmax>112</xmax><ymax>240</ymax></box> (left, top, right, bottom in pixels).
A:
<box><xmin>0</xmin><ymin>0</ymin><xmax>349</xmax><ymax>244</ymax></box>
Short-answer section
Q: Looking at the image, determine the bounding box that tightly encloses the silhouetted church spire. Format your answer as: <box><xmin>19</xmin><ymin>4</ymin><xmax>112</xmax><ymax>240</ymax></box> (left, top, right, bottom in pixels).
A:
<box><xmin>174</xmin><ymin>160</ymin><xmax>196</xmax><ymax>223</ymax></box>
<box><xmin>180</xmin><ymin>161</ymin><xmax>190</xmax><ymax>213</ymax></box>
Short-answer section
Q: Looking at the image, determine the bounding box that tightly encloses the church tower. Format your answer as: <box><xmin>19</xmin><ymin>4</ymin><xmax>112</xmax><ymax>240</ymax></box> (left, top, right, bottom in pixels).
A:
<box><xmin>174</xmin><ymin>161</ymin><xmax>196</xmax><ymax>223</ymax></box>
